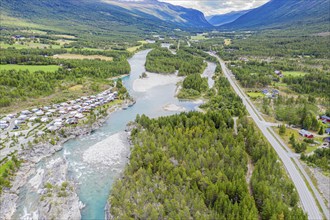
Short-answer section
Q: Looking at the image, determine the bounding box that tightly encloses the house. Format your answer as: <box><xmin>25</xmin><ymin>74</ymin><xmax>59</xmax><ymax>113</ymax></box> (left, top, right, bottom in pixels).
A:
<box><xmin>74</xmin><ymin>113</ymin><xmax>84</xmax><ymax>119</ymax></box>
<box><xmin>320</xmin><ymin>115</ymin><xmax>330</xmax><ymax>123</ymax></box>
<box><xmin>274</xmin><ymin>70</ymin><xmax>283</xmax><ymax>78</ymax></box>
<box><xmin>325</xmin><ymin>128</ymin><xmax>330</xmax><ymax>135</ymax></box>
<box><xmin>66</xmin><ymin>118</ymin><xmax>78</xmax><ymax>125</ymax></box>
<box><xmin>299</xmin><ymin>129</ymin><xmax>314</xmax><ymax>138</ymax></box>
<box><xmin>323</xmin><ymin>137</ymin><xmax>330</xmax><ymax>143</ymax></box>
<box><xmin>261</xmin><ymin>89</ymin><xmax>269</xmax><ymax>94</ymax></box>
<box><xmin>54</xmin><ymin>121</ymin><xmax>62</xmax><ymax>127</ymax></box>
<box><xmin>0</xmin><ymin>120</ymin><xmax>7</xmax><ymax>124</ymax></box>
<box><xmin>47</xmin><ymin>126</ymin><xmax>58</xmax><ymax>131</ymax></box>
<box><xmin>35</xmin><ymin>110</ymin><xmax>44</xmax><ymax>116</ymax></box>
<box><xmin>21</xmin><ymin>110</ymin><xmax>32</xmax><ymax>115</ymax></box>
<box><xmin>29</xmin><ymin>116</ymin><xmax>38</xmax><ymax>122</ymax></box>
<box><xmin>31</xmin><ymin>108</ymin><xmax>39</xmax><ymax>113</ymax></box>
<box><xmin>54</xmin><ymin>118</ymin><xmax>63</xmax><ymax>123</ymax></box>
<box><xmin>46</xmin><ymin>112</ymin><xmax>53</xmax><ymax>117</ymax></box>
<box><xmin>18</xmin><ymin>115</ymin><xmax>28</xmax><ymax>120</ymax></box>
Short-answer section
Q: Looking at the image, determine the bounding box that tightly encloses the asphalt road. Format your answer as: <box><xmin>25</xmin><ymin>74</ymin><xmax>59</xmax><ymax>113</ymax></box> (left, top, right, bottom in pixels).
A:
<box><xmin>211</xmin><ymin>53</ymin><xmax>327</xmax><ymax>220</ymax></box>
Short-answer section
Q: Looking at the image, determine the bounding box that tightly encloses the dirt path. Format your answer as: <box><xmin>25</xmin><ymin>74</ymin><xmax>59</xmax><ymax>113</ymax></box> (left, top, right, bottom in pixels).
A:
<box><xmin>246</xmin><ymin>155</ymin><xmax>254</xmax><ymax>196</ymax></box>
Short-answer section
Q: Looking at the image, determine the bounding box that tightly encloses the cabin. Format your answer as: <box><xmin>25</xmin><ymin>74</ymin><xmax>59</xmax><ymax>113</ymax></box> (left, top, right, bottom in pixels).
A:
<box><xmin>75</xmin><ymin>113</ymin><xmax>84</xmax><ymax>119</ymax></box>
<box><xmin>299</xmin><ymin>129</ymin><xmax>314</xmax><ymax>138</ymax></box>
<box><xmin>320</xmin><ymin>115</ymin><xmax>330</xmax><ymax>123</ymax></box>
<box><xmin>18</xmin><ymin>115</ymin><xmax>28</xmax><ymax>120</ymax></box>
<box><xmin>274</xmin><ymin>70</ymin><xmax>283</xmax><ymax>78</ymax></box>
<box><xmin>29</xmin><ymin>116</ymin><xmax>38</xmax><ymax>122</ymax></box>
<box><xmin>66</xmin><ymin>118</ymin><xmax>78</xmax><ymax>125</ymax></box>
<box><xmin>21</xmin><ymin>110</ymin><xmax>32</xmax><ymax>115</ymax></box>
<box><xmin>325</xmin><ymin>128</ymin><xmax>330</xmax><ymax>135</ymax></box>
<box><xmin>35</xmin><ymin>110</ymin><xmax>44</xmax><ymax>116</ymax></box>
<box><xmin>41</xmin><ymin>117</ymin><xmax>49</xmax><ymax>123</ymax></box>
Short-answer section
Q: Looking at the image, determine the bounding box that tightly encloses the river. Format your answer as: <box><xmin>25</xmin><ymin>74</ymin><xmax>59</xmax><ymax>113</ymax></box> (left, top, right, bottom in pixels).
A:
<box><xmin>13</xmin><ymin>50</ymin><xmax>215</xmax><ymax>220</ymax></box>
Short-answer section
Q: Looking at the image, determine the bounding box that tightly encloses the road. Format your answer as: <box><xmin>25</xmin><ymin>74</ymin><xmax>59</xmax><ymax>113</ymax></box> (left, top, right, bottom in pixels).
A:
<box><xmin>210</xmin><ymin>53</ymin><xmax>328</xmax><ymax>220</ymax></box>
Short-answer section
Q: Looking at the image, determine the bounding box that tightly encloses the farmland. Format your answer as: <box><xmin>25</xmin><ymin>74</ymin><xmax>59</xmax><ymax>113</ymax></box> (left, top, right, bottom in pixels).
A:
<box><xmin>282</xmin><ymin>71</ymin><xmax>307</xmax><ymax>77</ymax></box>
<box><xmin>53</xmin><ymin>54</ymin><xmax>113</xmax><ymax>61</ymax></box>
<box><xmin>0</xmin><ymin>64</ymin><xmax>60</xmax><ymax>72</ymax></box>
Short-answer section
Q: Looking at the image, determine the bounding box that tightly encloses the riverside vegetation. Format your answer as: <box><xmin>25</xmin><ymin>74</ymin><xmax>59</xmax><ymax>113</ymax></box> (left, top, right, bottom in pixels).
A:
<box><xmin>109</xmin><ymin>67</ymin><xmax>306</xmax><ymax>219</ymax></box>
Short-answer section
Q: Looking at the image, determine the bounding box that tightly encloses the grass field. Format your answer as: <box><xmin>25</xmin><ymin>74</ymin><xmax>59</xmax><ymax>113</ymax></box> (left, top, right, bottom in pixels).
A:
<box><xmin>126</xmin><ymin>40</ymin><xmax>148</xmax><ymax>53</ymax></box>
<box><xmin>0</xmin><ymin>42</ymin><xmax>62</xmax><ymax>49</ymax></box>
<box><xmin>274</xmin><ymin>82</ymin><xmax>288</xmax><ymax>87</ymax></box>
<box><xmin>68</xmin><ymin>85</ymin><xmax>83</xmax><ymax>91</ymax></box>
<box><xmin>52</xmin><ymin>34</ymin><xmax>76</xmax><ymax>39</ymax></box>
<box><xmin>0</xmin><ymin>64</ymin><xmax>60</xmax><ymax>72</ymax></box>
<box><xmin>55</xmin><ymin>39</ymin><xmax>75</xmax><ymax>45</ymax></box>
<box><xmin>21</xmin><ymin>29</ymin><xmax>48</xmax><ymax>35</ymax></box>
<box><xmin>224</xmin><ymin>39</ymin><xmax>232</xmax><ymax>45</ymax></box>
<box><xmin>191</xmin><ymin>34</ymin><xmax>207</xmax><ymax>40</ymax></box>
<box><xmin>282</xmin><ymin>71</ymin><xmax>307</xmax><ymax>77</ymax></box>
<box><xmin>53</xmin><ymin>54</ymin><xmax>113</xmax><ymax>61</ymax></box>
<box><xmin>247</xmin><ymin>92</ymin><xmax>264</xmax><ymax>98</ymax></box>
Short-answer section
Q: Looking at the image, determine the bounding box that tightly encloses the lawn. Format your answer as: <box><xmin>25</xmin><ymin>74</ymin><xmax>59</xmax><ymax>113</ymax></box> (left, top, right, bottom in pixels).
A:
<box><xmin>53</xmin><ymin>54</ymin><xmax>113</xmax><ymax>61</ymax></box>
<box><xmin>247</xmin><ymin>92</ymin><xmax>264</xmax><ymax>98</ymax></box>
<box><xmin>282</xmin><ymin>71</ymin><xmax>307</xmax><ymax>77</ymax></box>
<box><xmin>0</xmin><ymin>64</ymin><xmax>60</xmax><ymax>72</ymax></box>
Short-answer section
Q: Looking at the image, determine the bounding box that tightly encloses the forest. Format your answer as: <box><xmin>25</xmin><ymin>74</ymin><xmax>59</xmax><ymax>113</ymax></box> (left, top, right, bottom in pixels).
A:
<box><xmin>177</xmin><ymin>73</ymin><xmax>208</xmax><ymax>99</ymax></box>
<box><xmin>109</xmin><ymin>69</ymin><xmax>306</xmax><ymax>219</ymax></box>
<box><xmin>145</xmin><ymin>48</ymin><xmax>206</xmax><ymax>76</ymax></box>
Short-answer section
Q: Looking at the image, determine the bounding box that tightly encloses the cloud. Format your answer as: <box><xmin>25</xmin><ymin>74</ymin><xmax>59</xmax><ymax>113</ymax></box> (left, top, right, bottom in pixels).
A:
<box><xmin>159</xmin><ymin>0</ymin><xmax>270</xmax><ymax>15</ymax></box>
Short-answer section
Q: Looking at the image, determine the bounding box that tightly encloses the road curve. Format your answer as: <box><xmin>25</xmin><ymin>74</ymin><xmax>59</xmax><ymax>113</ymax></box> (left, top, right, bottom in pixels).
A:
<box><xmin>210</xmin><ymin>53</ymin><xmax>326</xmax><ymax>220</ymax></box>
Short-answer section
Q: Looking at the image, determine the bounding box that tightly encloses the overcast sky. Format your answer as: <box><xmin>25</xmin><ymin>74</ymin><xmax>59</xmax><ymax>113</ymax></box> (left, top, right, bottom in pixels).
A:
<box><xmin>159</xmin><ymin>0</ymin><xmax>270</xmax><ymax>16</ymax></box>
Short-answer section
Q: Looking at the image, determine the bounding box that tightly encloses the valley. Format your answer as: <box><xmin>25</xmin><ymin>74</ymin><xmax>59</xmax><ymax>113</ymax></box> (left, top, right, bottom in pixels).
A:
<box><xmin>0</xmin><ymin>0</ymin><xmax>329</xmax><ymax>219</ymax></box>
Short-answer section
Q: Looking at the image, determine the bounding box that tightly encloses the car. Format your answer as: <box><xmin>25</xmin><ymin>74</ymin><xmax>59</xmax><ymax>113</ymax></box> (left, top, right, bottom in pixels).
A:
<box><xmin>13</xmin><ymin>125</ymin><xmax>19</xmax><ymax>130</ymax></box>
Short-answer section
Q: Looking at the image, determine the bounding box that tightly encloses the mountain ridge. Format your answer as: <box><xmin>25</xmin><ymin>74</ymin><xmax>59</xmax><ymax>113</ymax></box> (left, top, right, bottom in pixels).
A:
<box><xmin>221</xmin><ymin>0</ymin><xmax>330</xmax><ymax>31</ymax></box>
<box><xmin>207</xmin><ymin>10</ymin><xmax>251</xmax><ymax>26</ymax></box>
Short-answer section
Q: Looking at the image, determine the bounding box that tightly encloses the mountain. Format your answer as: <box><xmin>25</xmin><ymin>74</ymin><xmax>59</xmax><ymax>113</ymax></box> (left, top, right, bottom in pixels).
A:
<box><xmin>0</xmin><ymin>0</ymin><xmax>211</xmax><ymax>36</ymax></box>
<box><xmin>221</xmin><ymin>0</ymin><xmax>330</xmax><ymax>30</ymax></box>
<box><xmin>207</xmin><ymin>10</ymin><xmax>251</xmax><ymax>26</ymax></box>
<box><xmin>104</xmin><ymin>0</ymin><xmax>211</xmax><ymax>28</ymax></box>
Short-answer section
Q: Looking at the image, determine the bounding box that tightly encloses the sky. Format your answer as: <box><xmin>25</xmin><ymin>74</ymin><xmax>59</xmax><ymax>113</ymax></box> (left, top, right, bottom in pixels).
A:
<box><xmin>158</xmin><ymin>0</ymin><xmax>270</xmax><ymax>16</ymax></box>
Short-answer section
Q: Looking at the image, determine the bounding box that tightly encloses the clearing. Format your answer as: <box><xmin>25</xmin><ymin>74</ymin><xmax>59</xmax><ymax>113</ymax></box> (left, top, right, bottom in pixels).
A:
<box><xmin>52</xmin><ymin>34</ymin><xmax>77</xmax><ymax>39</ymax></box>
<box><xmin>282</xmin><ymin>71</ymin><xmax>307</xmax><ymax>77</ymax></box>
<box><xmin>53</xmin><ymin>54</ymin><xmax>113</xmax><ymax>61</ymax></box>
<box><xmin>191</xmin><ymin>34</ymin><xmax>207</xmax><ymax>40</ymax></box>
<box><xmin>126</xmin><ymin>40</ymin><xmax>148</xmax><ymax>53</ymax></box>
<box><xmin>0</xmin><ymin>64</ymin><xmax>60</xmax><ymax>72</ymax></box>
<box><xmin>247</xmin><ymin>92</ymin><xmax>264</xmax><ymax>98</ymax></box>
<box><xmin>0</xmin><ymin>42</ymin><xmax>61</xmax><ymax>49</ymax></box>
<box><xmin>68</xmin><ymin>85</ymin><xmax>84</xmax><ymax>91</ymax></box>
<box><xmin>224</xmin><ymin>39</ymin><xmax>232</xmax><ymax>45</ymax></box>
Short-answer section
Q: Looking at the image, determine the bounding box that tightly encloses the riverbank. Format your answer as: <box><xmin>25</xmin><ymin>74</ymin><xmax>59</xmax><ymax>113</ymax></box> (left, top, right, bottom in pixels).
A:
<box><xmin>133</xmin><ymin>71</ymin><xmax>183</xmax><ymax>93</ymax></box>
<box><xmin>0</xmin><ymin>99</ymin><xmax>134</xmax><ymax>220</ymax></box>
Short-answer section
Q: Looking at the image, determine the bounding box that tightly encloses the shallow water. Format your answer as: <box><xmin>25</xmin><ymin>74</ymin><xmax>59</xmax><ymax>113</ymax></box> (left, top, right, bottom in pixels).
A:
<box><xmin>14</xmin><ymin>50</ymin><xmax>202</xmax><ymax>220</ymax></box>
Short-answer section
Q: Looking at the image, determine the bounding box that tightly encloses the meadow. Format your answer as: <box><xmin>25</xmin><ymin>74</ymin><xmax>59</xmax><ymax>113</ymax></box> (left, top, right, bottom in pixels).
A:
<box><xmin>53</xmin><ymin>54</ymin><xmax>113</xmax><ymax>61</ymax></box>
<box><xmin>282</xmin><ymin>71</ymin><xmax>307</xmax><ymax>77</ymax></box>
<box><xmin>0</xmin><ymin>64</ymin><xmax>60</xmax><ymax>72</ymax></box>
